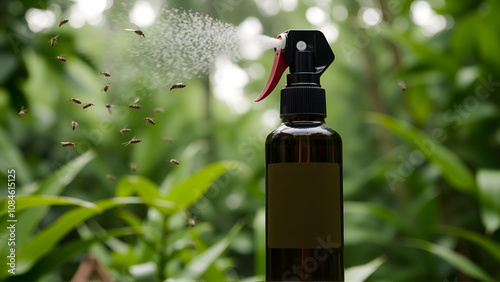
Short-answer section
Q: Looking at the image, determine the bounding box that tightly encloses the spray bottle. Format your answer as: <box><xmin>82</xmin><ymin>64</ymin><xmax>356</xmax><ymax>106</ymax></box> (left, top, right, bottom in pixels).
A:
<box><xmin>256</xmin><ymin>30</ymin><xmax>343</xmax><ymax>281</ymax></box>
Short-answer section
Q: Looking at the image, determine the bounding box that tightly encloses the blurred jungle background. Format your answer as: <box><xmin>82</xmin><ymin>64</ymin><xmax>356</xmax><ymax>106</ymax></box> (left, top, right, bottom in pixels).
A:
<box><xmin>1</xmin><ymin>0</ymin><xmax>500</xmax><ymax>281</ymax></box>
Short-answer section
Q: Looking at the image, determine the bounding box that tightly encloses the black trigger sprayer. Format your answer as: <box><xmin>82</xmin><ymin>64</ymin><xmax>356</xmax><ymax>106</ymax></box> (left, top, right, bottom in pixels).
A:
<box><xmin>256</xmin><ymin>30</ymin><xmax>344</xmax><ymax>281</ymax></box>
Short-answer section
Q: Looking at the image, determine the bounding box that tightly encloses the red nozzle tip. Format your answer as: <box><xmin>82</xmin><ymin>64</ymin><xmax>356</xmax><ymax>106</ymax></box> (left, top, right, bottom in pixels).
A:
<box><xmin>255</xmin><ymin>46</ymin><xmax>289</xmax><ymax>102</ymax></box>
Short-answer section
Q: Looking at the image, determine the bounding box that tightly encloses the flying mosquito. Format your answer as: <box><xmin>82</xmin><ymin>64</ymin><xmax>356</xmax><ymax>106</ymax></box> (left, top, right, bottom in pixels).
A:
<box><xmin>49</xmin><ymin>34</ymin><xmax>59</xmax><ymax>47</ymax></box>
<box><xmin>61</xmin><ymin>141</ymin><xmax>76</xmax><ymax>147</ymax></box>
<box><xmin>129</xmin><ymin>97</ymin><xmax>141</xmax><ymax>109</ymax></box>
<box><xmin>18</xmin><ymin>106</ymin><xmax>27</xmax><ymax>117</ymax></box>
<box><xmin>105</xmin><ymin>104</ymin><xmax>117</xmax><ymax>115</ymax></box>
<box><xmin>82</xmin><ymin>103</ymin><xmax>94</xmax><ymax>109</ymax></box>
<box><xmin>119</xmin><ymin>126</ymin><xmax>131</xmax><ymax>134</ymax></box>
<box><xmin>71</xmin><ymin>120</ymin><xmax>78</xmax><ymax>130</ymax></box>
<box><xmin>144</xmin><ymin>117</ymin><xmax>155</xmax><ymax>125</ymax></box>
<box><xmin>59</xmin><ymin>19</ymin><xmax>69</xmax><ymax>27</ymax></box>
<box><xmin>55</xmin><ymin>54</ymin><xmax>66</xmax><ymax>62</ymax></box>
<box><xmin>398</xmin><ymin>80</ymin><xmax>406</xmax><ymax>92</ymax></box>
<box><xmin>183</xmin><ymin>211</ymin><xmax>196</xmax><ymax>227</ymax></box>
<box><xmin>187</xmin><ymin>216</ymin><xmax>196</xmax><ymax>227</ymax></box>
<box><xmin>123</xmin><ymin>136</ymin><xmax>141</xmax><ymax>146</ymax></box>
<box><xmin>125</xmin><ymin>23</ymin><xmax>145</xmax><ymax>38</ymax></box>
<box><xmin>103</xmin><ymin>83</ymin><xmax>110</xmax><ymax>92</ymax></box>
<box><xmin>69</xmin><ymin>98</ymin><xmax>82</xmax><ymax>104</ymax></box>
<box><xmin>170</xmin><ymin>79</ymin><xmax>186</xmax><ymax>91</ymax></box>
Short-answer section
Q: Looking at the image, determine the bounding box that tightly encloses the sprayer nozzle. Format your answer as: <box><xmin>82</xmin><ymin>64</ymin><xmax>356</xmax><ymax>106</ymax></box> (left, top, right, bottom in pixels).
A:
<box><xmin>255</xmin><ymin>34</ymin><xmax>290</xmax><ymax>102</ymax></box>
<box><xmin>277</xmin><ymin>33</ymin><xmax>286</xmax><ymax>50</ymax></box>
<box><xmin>256</xmin><ymin>30</ymin><xmax>335</xmax><ymax>102</ymax></box>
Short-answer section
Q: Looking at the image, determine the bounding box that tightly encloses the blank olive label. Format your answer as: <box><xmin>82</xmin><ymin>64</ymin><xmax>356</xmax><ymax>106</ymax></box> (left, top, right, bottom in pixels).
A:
<box><xmin>268</xmin><ymin>162</ymin><xmax>341</xmax><ymax>248</ymax></box>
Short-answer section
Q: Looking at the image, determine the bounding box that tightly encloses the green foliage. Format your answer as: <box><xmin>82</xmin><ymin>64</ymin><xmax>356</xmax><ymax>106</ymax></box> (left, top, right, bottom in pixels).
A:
<box><xmin>405</xmin><ymin>238</ymin><xmax>494</xmax><ymax>281</ymax></box>
<box><xmin>437</xmin><ymin>225</ymin><xmax>500</xmax><ymax>263</ymax></box>
<box><xmin>2</xmin><ymin>159</ymin><xmax>246</xmax><ymax>280</ymax></box>
<box><xmin>366</xmin><ymin>112</ymin><xmax>476</xmax><ymax>193</ymax></box>
<box><xmin>345</xmin><ymin>256</ymin><xmax>385</xmax><ymax>282</ymax></box>
<box><xmin>163</xmin><ymin>161</ymin><xmax>251</xmax><ymax>209</ymax></box>
<box><xmin>176</xmin><ymin>219</ymin><xmax>245</xmax><ymax>280</ymax></box>
<box><xmin>476</xmin><ymin>169</ymin><xmax>500</xmax><ymax>234</ymax></box>
<box><xmin>0</xmin><ymin>195</ymin><xmax>102</xmax><ymax>216</ymax></box>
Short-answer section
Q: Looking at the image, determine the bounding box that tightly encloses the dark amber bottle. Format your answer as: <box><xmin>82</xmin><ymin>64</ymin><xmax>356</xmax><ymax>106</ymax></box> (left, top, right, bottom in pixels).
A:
<box><xmin>255</xmin><ymin>30</ymin><xmax>343</xmax><ymax>281</ymax></box>
<box><xmin>265</xmin><ymin>113</ymin><xmax>343</xmax><ymax>281</ymax></box>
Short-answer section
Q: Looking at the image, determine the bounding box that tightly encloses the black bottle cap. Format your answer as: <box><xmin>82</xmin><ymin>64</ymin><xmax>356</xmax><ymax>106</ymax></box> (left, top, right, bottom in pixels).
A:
<box><xmin>280</xmin><ymin>30</ymin><xmax>333</xmax><ymax>117</ymax></box>
<box><xmin>280</xmin><ymin>86</ymin><xmax>326</xmax><ymax>117</ymax></box>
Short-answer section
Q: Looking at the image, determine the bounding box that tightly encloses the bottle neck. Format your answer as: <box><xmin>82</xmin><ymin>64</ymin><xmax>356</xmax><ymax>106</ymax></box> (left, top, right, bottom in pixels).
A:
<box><xmin>282</xmin><ymin>114</ymin><xmax>325</xmax><ymax>124</ymax></box>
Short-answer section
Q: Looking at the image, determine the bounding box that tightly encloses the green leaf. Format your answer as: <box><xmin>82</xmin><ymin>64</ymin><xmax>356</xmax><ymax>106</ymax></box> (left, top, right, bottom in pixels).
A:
<box><xmin>159</xmin><ymin>139</ymin><xmax>211</xmax><ymax>195</ymax></box>
<box><xmin>0</xmin><ymin>150</ymin><xmax>95</xmax><ymax>278</ymax></box>
<box><xmin>476</xmin><ymin>169</ymin><xmax>500</xmax><ymax>234</ymax></box>
<box><xmin>175</xmin><ymin>219</ymin><xmax>246</xmax><ymax>280</ymax></box>
<box><xmin>116</xmin><ymin>175</ymin><xmax>161</xmax><ymax>200</ymax></box>
<box><xmin>404</xmin><ymin>237</ymin><xmax>494</xmax><ymax>281</ymax></box>
<box><xmin>405</xmin><ymin>84</ymin><xmax>433</xmax><ymax>125</ymax></box>
<box><xmin>0</xmin><ymin>127</ymin><xmax>32</xmax><ymax>185</ymax></box>
<box><xmin>11</xmin><ymin>227</ymin><xmax>149</xmax><ymax>281</ymax></box>
<box><xmin>477</xmin><ymin>22</ymin><xmax>500</xmax><ymax>69</ymax></box>
<box><xmin>15</xmin><ymin>196</ymin><xmax>175</xmax><ymax>275</ymax></box>
<box><xmin>117</xmin><ymin>209</ymin><xmax>159</xmax><ymax>249</ymax></box>
<box><xmin>437</xmin><ymin>225</ymin><xmax>500</xmax><ymax>263</ymax></box>
<box><xmin>345</xmin><ymin>256</ymin><xmax>385</xmax><ymax>282</ymax></box>
<box><xmin>0</xmin><ymin>195</ymin><xmax>102</xmax><ymax>217</ymax></box>
<box><xmin>344</xmin><ymin>201</ymin><xmax>411</xmax><ymax>234</ymax></box>
<box><xmin>165</xmin><ymin>161</ymin><xmax>251</xmax><ymax>209</ymax></box>
<box><xmin>185</xmin><ymin>225</ymin><xmax>227</xmax><ymax>281</ymax></box>
<box><xmin>366</xmin><ymin>113</ymin><xmax>476</xmax><ymax>193</ymax></box>
<box><xmin>451</xmin><ymin>14</ymin><xmax>477</xmax><ymax>62</ymax></box>
<box><xmin>36</xmin><ymin>150</ymin><xmax>97</xmax><ymax>196</ymax></box>
<box><xmin>253</xmin><ymin>208</ymin><xmax>266</xmax><ymax>276</ymax></box>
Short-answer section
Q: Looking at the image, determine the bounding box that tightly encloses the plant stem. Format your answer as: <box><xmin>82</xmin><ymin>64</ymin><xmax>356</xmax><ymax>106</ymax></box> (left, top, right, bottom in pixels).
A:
<box><xmin>157</xmin><ymin>215</ymin><xmax>169</xmax><ymax>281</ymax></box>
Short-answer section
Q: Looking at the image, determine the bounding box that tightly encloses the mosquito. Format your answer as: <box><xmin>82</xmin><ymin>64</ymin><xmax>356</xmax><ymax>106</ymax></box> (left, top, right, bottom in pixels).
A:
<box><xmin>125</xmin><ymin>23</ymin><xmax>145</xmax><ymax>37</ymax></box>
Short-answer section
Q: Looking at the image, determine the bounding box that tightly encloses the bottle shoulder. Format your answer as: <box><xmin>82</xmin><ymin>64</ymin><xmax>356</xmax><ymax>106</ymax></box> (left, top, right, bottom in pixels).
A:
<box><xmin>267</xmin><ymin>121</ymin><xmax>341</xmax><ymax>141</ymax></box>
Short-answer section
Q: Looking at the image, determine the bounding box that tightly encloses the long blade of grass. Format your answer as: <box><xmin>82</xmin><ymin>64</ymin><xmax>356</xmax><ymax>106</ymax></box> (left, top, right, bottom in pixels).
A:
<box><xmin>15</xmin><ymin>196</ymin><xmax>175</xmax><ymax>275</ymax></box>
<box><xmin>116</xmin><ymin>175</ymin><xmax>161</xmax><ymax>199</ymax></box>
<box><xmin>184</xmin><ymin>225</ymin><xmax>227</xmax><ymax>281</ymax></box>
<box><xmin>345</xmin><ymin>256</ymin><xmax>386</xmax><ymax>282</ymax></box>
<box><xmin>165</xmin><ymin>161</ymin><xmax>250</xmax><ymax>209</ymax></box>
<box><xmin>176</xmin><ymin>219</ymin><xmax>246</xmax><ymax>280</ymax></box>
<box><xmin>345</xmin><ymin>201</ymin><xmax>411</xmax><ymax>234</ymax></box>
<box><xmin>0</xmin><ymin>127</ymin><xmax>32</xmax><ymax>185</ymax></box>
<box><xmin>437</xmin><ymin>225</ymin><xmax>500</xmax><ymax>263</ymax></box>
<box><xmin>11</xmin><ymin>227</ymin><xmax>150</xmax><ymax>281</ymax></box>
<box><xmin>404</xmin><ymin>237</ymin><xmax>494</xmax><ymax>280</ymax></box>
<box><xmin>253</xmin><ymin>208</ymin><xmax>266</xmax><ymax>276</ymax></box>
<box><xmin>366</xmin><ymin>113</ymin><xmax>476</xmax><ymax>193</ymax></box>
<box><xmin>0</xmin><ymin>150</ymin><xmax>95</xmax><ymax>278</ymax></box>
<box><xmin>476</xmin><ymin>169</ymin><xmax>500</xmax><ymax>234</ymax></box>
<box><xmin>0</xmin><ymin>195</ymin><xmax>102</xmax><ymax>217</ymax></box>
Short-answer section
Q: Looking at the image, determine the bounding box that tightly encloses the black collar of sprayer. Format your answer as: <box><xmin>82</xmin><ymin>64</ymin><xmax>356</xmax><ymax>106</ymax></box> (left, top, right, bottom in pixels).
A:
<box><xmin>279</xmin><ymin>30</ymin><xmax>334</xmax><ymax>117</ymax></box>
<box><xmin>280</xmin><ymin>86</ymin><xmax>326</xmax><ymax>117</ymax></box>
